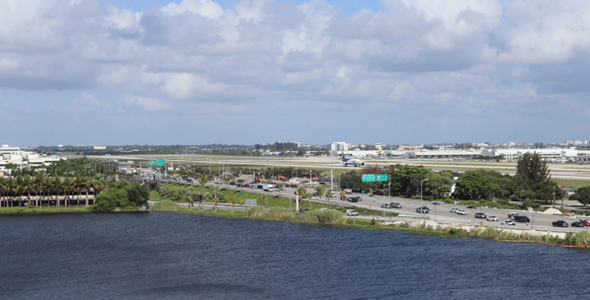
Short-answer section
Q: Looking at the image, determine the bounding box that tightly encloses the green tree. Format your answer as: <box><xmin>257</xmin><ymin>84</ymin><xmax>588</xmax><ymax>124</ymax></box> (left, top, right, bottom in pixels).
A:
<box><xmin>576</xmin><ymin>186</ymin><xmax>590</xmax><ymax>206</ymax></box>
<box><xmin>453</xmin><ymin>172</ymin><xmax>484</xmax><ymax>200</ymax></box>
<box><xmin>516</xmin><ymin>152</ymin><xmax>550</xmax><ymax>187</ymax></box>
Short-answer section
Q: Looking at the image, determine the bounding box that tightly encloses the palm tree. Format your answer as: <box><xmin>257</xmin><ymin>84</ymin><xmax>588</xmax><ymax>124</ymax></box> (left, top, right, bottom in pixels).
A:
<box><xmin>7</xmin><ymin>177</ymin><xmax>18</xmax><ymax>207</ymax></box>
<box><xmin>50</xmin><ymin>176</ymin><xmax>61</xmax><ymax>207</ymax></box>
<box><xmin>198</xmin><ymin>175</ymin><xmax>209</xmax><ymax>195</ymax></box>
<box><xmin>187</xmin><ymin>192</ymin><xmax>194</xmax><ymax>209</ymax></box>
<box><xmin>21</xmin><ymin>174</ymin><xmax>33</xmax><ymax>207</ymax></box>
<box><xmin>213</xmin><ymin>196</ymin><xmax>220</xmax><ymax>210</ymax></box>
<box><xmin>260</xmin><ymin>194</ymin><xmax>268</xmax><ymax>208</ymax></box>
<box><xmin>325</xmin><ymin>190</ymin><xmax>333</xmax><ymax>203</ymax></box>
<box><xmin>0</xmin><ymin>177</ymin><xmax>5</xmax><ymax>207</ymax></box>
<box><xmin>203</xmin><ymin>192</ymin><xmax>212</xmax><ymax>210</ymax></box>
<box><xmin>295</xmin><ymin>187</ymin><xmax>306</xmax><ymax>213</ymax></box>
<box><xmin>305</xmin><ymin>193</ymin><xmax>313</xmax><ymax>210</ymax></box>
<box><xmin>229</xmin><ymin>195</ymin><xmax>237</xmax><ymax>211</ymax></box>
<box><xmin>33</xmin><ymin>173</ymin><xmax>46</xmax><ymax>207</ymax></box>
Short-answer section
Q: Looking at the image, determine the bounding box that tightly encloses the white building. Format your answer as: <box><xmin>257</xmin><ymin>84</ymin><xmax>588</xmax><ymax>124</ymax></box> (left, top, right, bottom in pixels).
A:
<box><xmin>482</xmin><ymin>148</ymin><xmax>578</xmax><ymax>160</ymax></box>
<box><xmin>330</xmin><ymin>142</ymin><xmax>351</xmax><ymax>151</ymax></box>
<box><xmin>0</xmin><ymin>145</ymin><xmax>62</xmax><ymax>170</ymax></box>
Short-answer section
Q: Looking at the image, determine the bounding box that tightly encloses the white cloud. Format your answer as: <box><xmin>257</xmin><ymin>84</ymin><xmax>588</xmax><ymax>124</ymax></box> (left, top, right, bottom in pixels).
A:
<box><xmin>162</xmin><ymin>0</ymin><xmax>223</xmax><ymax>19</ymax></box>
<box><xmin>1</xmin><ymin>0</ymin><xmax>590</xmax><ymax>144</ymax></box>
<box><xmin>124</xmin><ymin>95</ymin><xmax>170</xmax><ymax>111</ymax></box>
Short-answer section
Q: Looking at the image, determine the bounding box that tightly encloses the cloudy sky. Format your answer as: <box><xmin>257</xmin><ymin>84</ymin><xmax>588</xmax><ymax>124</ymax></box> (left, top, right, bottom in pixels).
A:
<box><xmin>1</xmin><ymin>0</ymin><xmax>589</xmax><ymax>146</ymax></box>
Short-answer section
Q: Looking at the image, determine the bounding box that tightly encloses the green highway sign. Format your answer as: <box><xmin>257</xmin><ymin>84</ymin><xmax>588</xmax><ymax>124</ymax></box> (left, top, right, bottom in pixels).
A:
<box><xmin>376</xmin><ymin>174</ymin><xmax>388</xmax><ymax>181</ymax></box>
<box><xmin>149</xmin><ymin>159</ymin><xmax>166</xmax><ymax>166</ymax></box>
<box><xmin>362</xmin><ymin>174</ymin><xmax>376</xmax><ymax>182</ymax></box>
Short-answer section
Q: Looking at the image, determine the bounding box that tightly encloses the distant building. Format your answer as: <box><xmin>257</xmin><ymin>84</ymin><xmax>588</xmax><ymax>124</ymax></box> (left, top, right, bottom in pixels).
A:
<box><xmin>330</xmin><ymin>142</ymin><xmax>351</xmax><ymax>151</ymax></box>
<box><xmin>255</xmin><ymin>141</ymin><xmax>300</xmax><ymax>150</ymax></box>
<box><xmin>482</xmin><ymin>148</ymin><xmax>578</xmax><ymax>160</ymax></box>
<box><xmin>93</xmin><ymin>146</ymin><xmax>107</xmax><ymax>150</ymax></box>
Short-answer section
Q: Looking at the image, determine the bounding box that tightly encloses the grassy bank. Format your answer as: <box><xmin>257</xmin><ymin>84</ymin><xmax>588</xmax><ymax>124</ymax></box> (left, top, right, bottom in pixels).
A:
<box><xmin>182</xmin><ymin>206</ymin><xmax>590</xmax><ymax>248</ymax></box>
<box><xmin>152</xmin><ymin>183</ymin><xmax>399</xmax><ymax>216</ymax></box>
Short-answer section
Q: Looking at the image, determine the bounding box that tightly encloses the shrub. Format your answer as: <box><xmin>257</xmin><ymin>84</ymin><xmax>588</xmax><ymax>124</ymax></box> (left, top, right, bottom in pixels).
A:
<box><xmin>152</xmin><ymin>200</ymin><xmax>182</xmax><ymax>212</ymax></box>
<box><xmin>298</xmin><ymin>211</ymin><xmax>319</xmax><ymax>223</ymax></box>
<box><xmin>265</xmin><ymin>207</ymin><xmax>293</xmax><ymax>222</ymax></box>
<box><xmin>247</xmin><ymin>206</ymin><xmax>266</xmax><ymax>218</ymax></box>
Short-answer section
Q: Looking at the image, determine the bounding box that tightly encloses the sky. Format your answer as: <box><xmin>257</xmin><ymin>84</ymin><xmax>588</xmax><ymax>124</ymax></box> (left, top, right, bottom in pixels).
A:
<box><xmin>1</xmin><ymin>0</ymin><xmax>589</xmax><ymax>147</ymax></box>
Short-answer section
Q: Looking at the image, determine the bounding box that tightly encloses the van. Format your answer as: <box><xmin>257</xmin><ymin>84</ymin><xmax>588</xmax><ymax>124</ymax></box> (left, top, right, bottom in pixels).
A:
<box><xmin>514</xmin><ymin>215</ymin><xmax>530</xmax><ymax>223</ymax></box>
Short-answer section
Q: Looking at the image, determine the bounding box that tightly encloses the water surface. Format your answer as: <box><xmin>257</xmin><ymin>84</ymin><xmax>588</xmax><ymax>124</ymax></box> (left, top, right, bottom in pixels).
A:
<box><xmin>0</xmin><ymin>212</ymin><xmax>588</xmax><ymax>299</ymax></box>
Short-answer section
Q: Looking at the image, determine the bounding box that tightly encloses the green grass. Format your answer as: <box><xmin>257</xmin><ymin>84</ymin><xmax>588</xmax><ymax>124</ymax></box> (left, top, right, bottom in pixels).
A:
<box><xmin>151</xmin><ymin>200</ymin><xmax>188</xmax><ymax>212</ymax></box>
<box><xmin>0</xmin><ymin>206</ymin><xmax>93</xmax><ymax>214</ymax></box>
<box><xmin>154</xmin><ymin>183</ymin><xmax>340</xmax><ymax>210</ymax></box>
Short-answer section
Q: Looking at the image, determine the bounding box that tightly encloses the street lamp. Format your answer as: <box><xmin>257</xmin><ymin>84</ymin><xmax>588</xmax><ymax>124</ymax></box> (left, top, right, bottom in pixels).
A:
<box><xmin>420</xmin><ymin>179</ymin><xmax>429</xmax><ymax>213</ymax></box>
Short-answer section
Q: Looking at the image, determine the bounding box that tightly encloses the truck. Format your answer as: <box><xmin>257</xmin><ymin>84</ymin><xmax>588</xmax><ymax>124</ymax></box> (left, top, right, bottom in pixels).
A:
<box><xmin>262</xmin><ymin>184</ymin><xmax>275</xmax><ymax>191</ymax></box>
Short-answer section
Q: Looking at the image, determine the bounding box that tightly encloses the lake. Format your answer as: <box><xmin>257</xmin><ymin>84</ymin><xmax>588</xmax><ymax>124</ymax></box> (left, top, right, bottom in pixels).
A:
<box><xmin>0</xmin><ymin>212</ymin><xmax>588</xmax><ymax>299</ymax></box>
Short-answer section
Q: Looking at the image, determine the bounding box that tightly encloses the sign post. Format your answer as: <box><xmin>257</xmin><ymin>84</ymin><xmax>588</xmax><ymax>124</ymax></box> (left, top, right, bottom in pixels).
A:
<box><xmin>362</xmin><ymin>174</ymin><xmax>376</xmax><ymax>182</ymax></box>
<box><xmin>376</xmin><ymin>174</ymin><xmax>388</xmax><ymax>182</ymax></box>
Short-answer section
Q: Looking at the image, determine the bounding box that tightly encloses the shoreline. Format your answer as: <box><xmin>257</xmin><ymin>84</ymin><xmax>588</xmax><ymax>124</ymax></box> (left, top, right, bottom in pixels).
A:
<box><xmin>0</xmin><ymin>207</ymin><xmax>147</xmax><ymax>215</ymax></box>
<box><xmin>3</xmin><ymin>204</ymin><xmax>589</xmax><ymax>249</ymax></box>
<box><xmin>182</xmin><ymin>207</ymin><xmax>590</xmax><ymax>249</ymax></box>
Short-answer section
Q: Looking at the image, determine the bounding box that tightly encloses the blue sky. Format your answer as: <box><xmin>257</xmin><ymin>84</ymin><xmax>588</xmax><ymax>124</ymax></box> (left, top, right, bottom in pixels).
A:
<box><xmin>0</xmin><ymin>0</ymin><xmax>589</xmax><ymax>147</ymax></box>
<box><xmin>106</xmin><ymin>0</ymin><xmax>384</xmax><ymax>15</ymax></box>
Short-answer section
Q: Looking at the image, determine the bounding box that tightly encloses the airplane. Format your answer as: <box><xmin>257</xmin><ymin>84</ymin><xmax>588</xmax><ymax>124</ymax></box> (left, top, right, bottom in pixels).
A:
<box><xmin>341</xmin><ymin>151</ymin><xmax>365</xmax><ymax>167</ymax></box>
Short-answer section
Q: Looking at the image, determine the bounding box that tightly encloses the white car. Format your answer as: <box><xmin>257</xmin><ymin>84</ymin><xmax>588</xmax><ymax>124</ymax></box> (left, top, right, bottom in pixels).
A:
<box><xmin>501</xmin><ymin>220</ymin><xmax>516</xmax><ymax>225</ymax></box>
<box><xmin>450</xmin><ymin>208</ymin><xmax>459</xmax><ymax>213</ymax></box>
<box><xmin>346</xmin><ymin>209</ymin><xmax>359</xmax><ymax>217</ymax></box>
<box><xmin>456</xmin><ymin>209</ymin><xmax>467</xmax><ymax>215</ymax></box>
<box><xmin>487</xmin><ymin>216</ymin><xmax>499</xmax><ymax>222</ymax></box>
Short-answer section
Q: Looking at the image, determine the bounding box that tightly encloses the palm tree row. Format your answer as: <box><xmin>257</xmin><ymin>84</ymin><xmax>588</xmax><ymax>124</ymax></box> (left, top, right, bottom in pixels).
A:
<box><xmin>0</xmin><ymin>173</ymin><xmax>107</xmax><ymax>208</ymax></box>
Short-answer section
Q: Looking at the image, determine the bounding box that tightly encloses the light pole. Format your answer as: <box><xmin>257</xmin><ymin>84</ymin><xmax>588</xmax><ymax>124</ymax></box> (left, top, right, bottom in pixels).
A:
<box><xmin>420</xmin><ymin>179</ymin><xmax>429</xmax><ymax>213</ymax></box>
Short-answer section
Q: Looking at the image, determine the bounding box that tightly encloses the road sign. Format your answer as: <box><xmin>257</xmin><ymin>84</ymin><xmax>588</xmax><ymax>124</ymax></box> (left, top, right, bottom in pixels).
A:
<box><xmin>362</xmin><ymin>174</ymin><xmax>375</xmax><ymax>182</ymax></box>
<box><xmin>376</xmin><ymin>174</ymin><xmax>388</xmax><ymax>181</ymax></box>
<box><xmin>149</xmin><ymin>159</ymin><xmax>166</xmax><ymax>166</ymax></box>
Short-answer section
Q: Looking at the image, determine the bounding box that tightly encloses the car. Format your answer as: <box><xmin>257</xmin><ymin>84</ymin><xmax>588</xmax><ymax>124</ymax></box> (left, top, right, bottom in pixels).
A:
<box><xmin>514</xmin><ymin>215</ymin><xmax>531</xmax><ymax>223</ymax></box>
<box><xmin>319</xmin><ymin>182</ymin><xmax>327</xmax><ymax>185</ymax></box>
<box><xmin>487</xmin><ymin>216</ymin><xmax>498</xmax><ymax>222</ymax></box>
<box><xmin>571</xmin><ymin>222</ymin><xmax>585</xmax><ymax>227</ymax></box>
<box><xmin>501</xmin><ymin>220</ymin><xmax>516</xmax><ymax>225</ymax></box>
<box><xmin>347</xmin><ymin>197</ymin><xmax>358</xmax><ymax>202</ymax></box>
<box><xmin>466</xmin><ymin>206</ymin><xmax>477</xmax><ymax>209</ymax></box>
<box><xmin>416</xmin><ymin>206</ymin><xmax>429</xmax><ymax>213</ymax></box>
<box><xmin>508</xmin><ymin>212</ymin><xmax>519</xmax><ymax>218</ymax></box>
<box><xmin>474</xmin><ymin>212</ymin><xmax>487</xmax><ymax>218</ymax></box>
<box><xmin>456</xmin><ymin>209</ymin><xmax>467</xmax><ymax>215</ymax></box>
<box><xmin>381</xmin><ymin>203</ymin><xmax>391</xmax><ymax>209</ymax></box>
<box><xmin>450</xmin><ymin>208</ymin><xmax>459</xmax><ymax>213</ymax></box>
<box><xmin>552</xmin><ymin>220</ymin><xmax>569</xmax><ymax>227</ymax></box>
<box><xmin>390</xmin><ymin>202</ymin><xmax>402</xmax><ymax>209</ymax></box>
<box><xmin>579</xmin><ymin>219</ymin><xmax>590</xmax><ymax>226</ymax></box>
<box><xmin>432</xmin><ymin>202</ymin><xmax>441</xmax><ymax>205</ymax></box>
<box><xmin>346</xmin><ymin>209</ymin><xmax>359</xmax><ymax>216</ymax></box>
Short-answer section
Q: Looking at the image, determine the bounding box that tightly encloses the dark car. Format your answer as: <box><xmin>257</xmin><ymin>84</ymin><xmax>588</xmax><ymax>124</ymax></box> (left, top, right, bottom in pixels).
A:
<box><xmin>347</xmin><ymin>197</ymin><xmax>358</xmax><ymax>202</ymax></box>
<box><xmin>514</xmin><ymin>215</ymin><xmax>531</xmax><ymax>223</ymax></box>
<box><xmin>552</xmin><ymin>220</ymin><xmax>569</xmax><ymax>227</ymax></box>
<box><xmin>416</xmin><ymin>206</ymin><xmax>429</xmax><ymax>213</ymax></box>
<box><xmin>432</xmin><ymin>202</ymin><xmax>441</xmax><ymax>205</ymax></box>
<box><xmin>571</xmin><ymin>222</ymin><xmax>585</xmax><ymax>227</ymax></box>
<box><xmin>390</xmin><ymin>202</ymin><xmax>402</xmax><ymax>209</ymax></box>
<box><xmin>466</xmin><ymin>206</ymin><xmax>477</xmax><ymax>209</ymax></box>
<box><xmin>475</xmin><ymin>212</ymin><xmax>487</xmax><ymax>218</ymax></box>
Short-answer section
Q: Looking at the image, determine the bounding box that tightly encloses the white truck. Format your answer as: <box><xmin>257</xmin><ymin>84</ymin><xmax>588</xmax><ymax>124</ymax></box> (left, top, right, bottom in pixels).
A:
<box><xmin>262</xmin><ymin>184</ymin><xmax>275</xmax><ymax>191</ymax></box>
